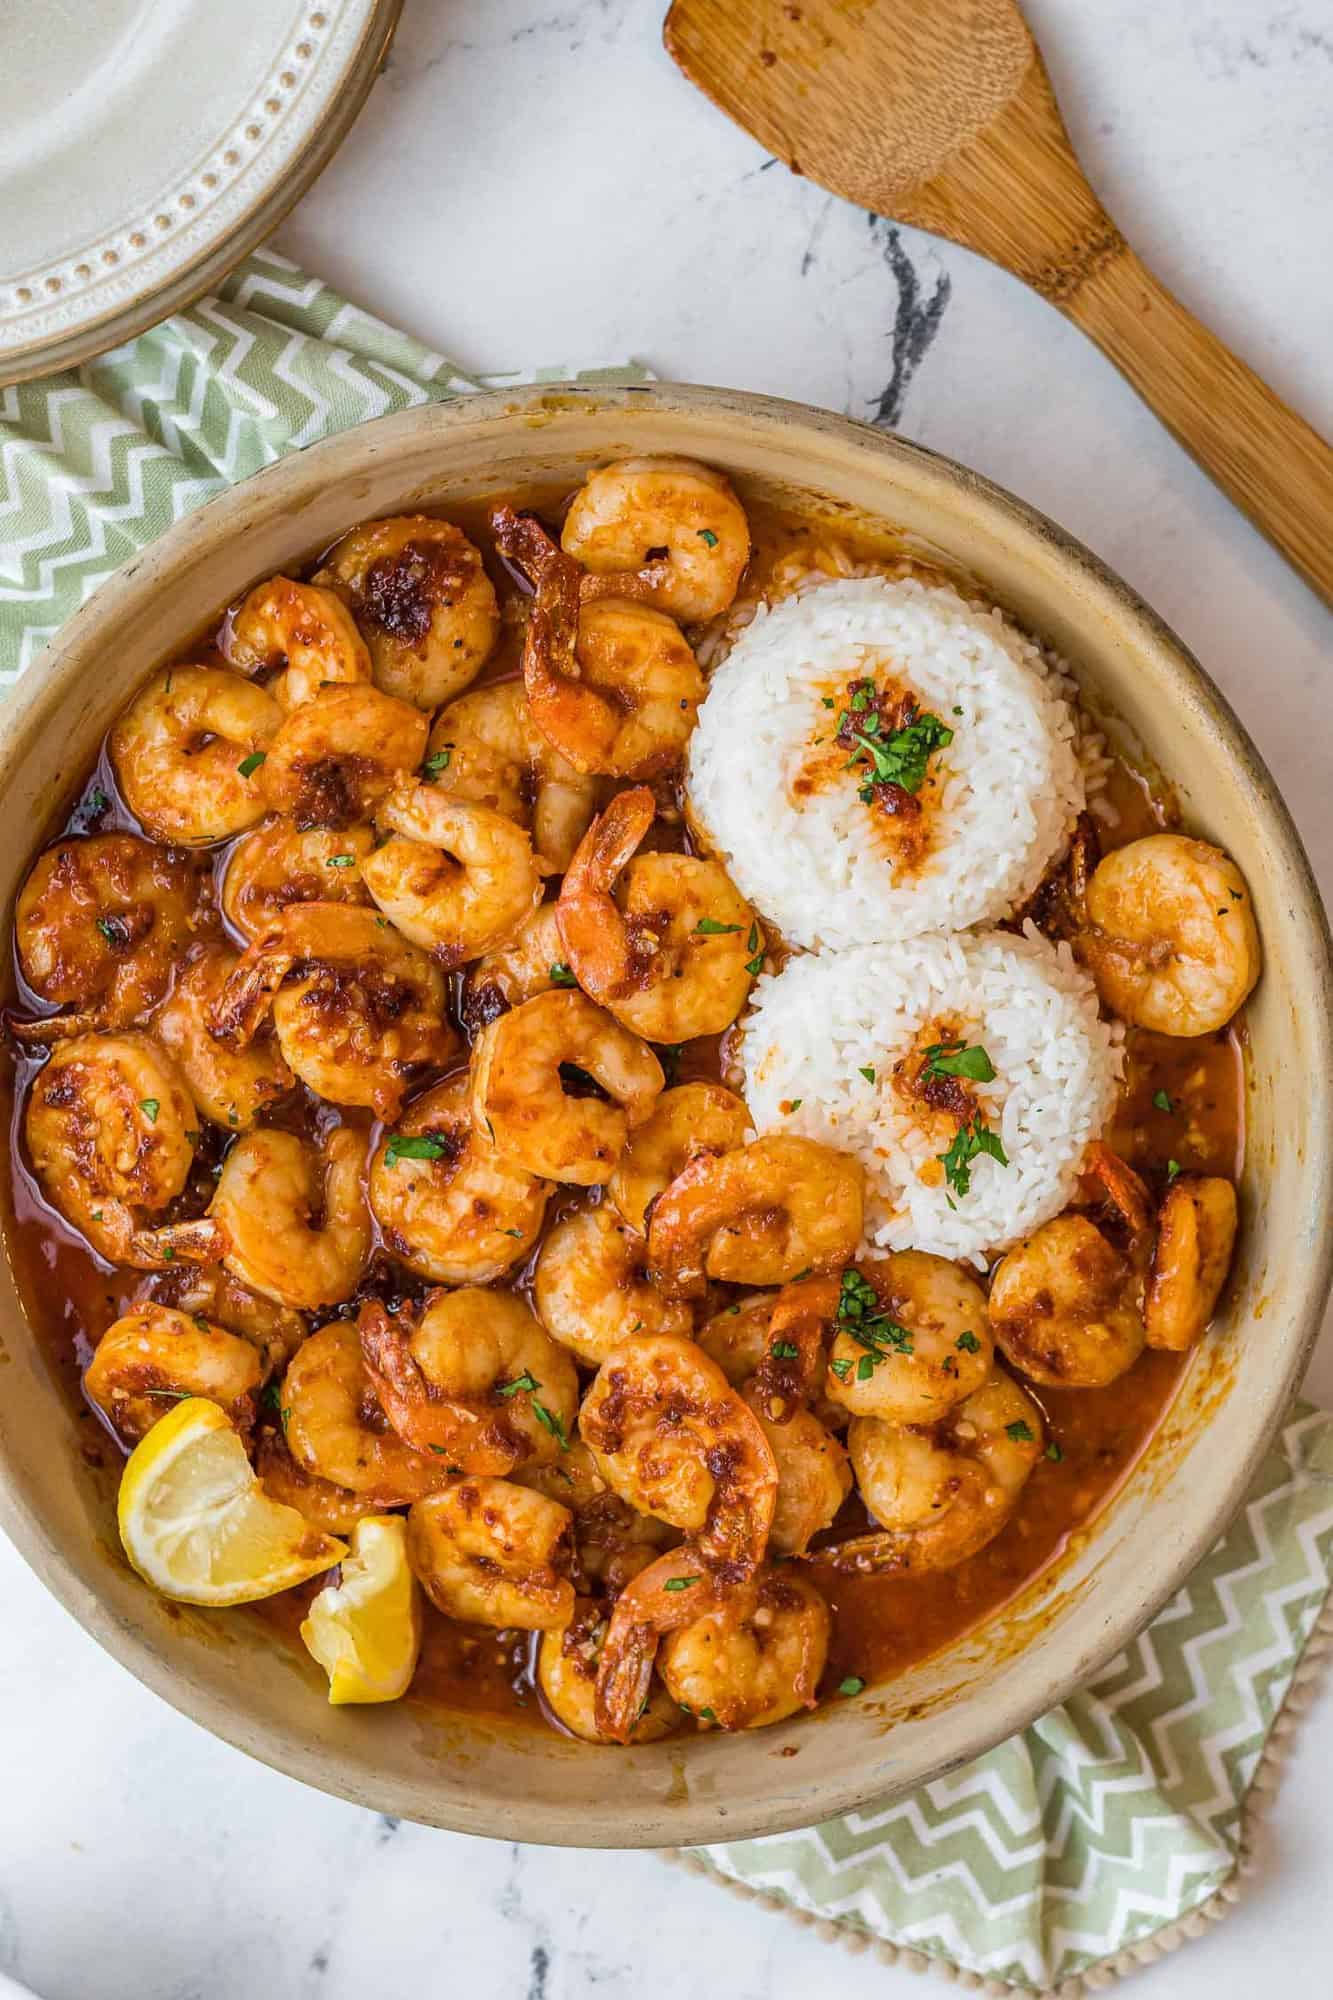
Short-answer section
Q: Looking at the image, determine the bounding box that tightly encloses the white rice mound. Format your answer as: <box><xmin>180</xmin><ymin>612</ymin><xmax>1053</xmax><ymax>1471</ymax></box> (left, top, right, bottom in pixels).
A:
<box><xmin>738</xmin><ymin>927</ymin><xmax>1122</xmax><ymax>1268</ymax></box>
<box><xmin>687</xmin><ymin>575</ymin><xmax>1085</xmax><ymax>951</ymax></box>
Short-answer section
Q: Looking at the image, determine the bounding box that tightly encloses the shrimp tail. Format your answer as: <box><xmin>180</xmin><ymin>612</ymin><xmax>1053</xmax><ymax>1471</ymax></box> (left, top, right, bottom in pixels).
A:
<box><xmin>593</xmin><ymin>1547</ymin><xmax>723</xmax><ymax>1743</ymax></box>
<box><xmin>8</xmin><ymin>1006</ymin><xmax>108</xmax><ymax>1046</ymax></box>
<box><xmin>812</xmin><ymin>1530</ymin><xmax>914</xmax><ymax>1576</ymax></box>
<box><xmin>753</xmin><ymin>1276</ymin><xmax>840</xmax><ymax>1424</ymax></box>
<box><xmin>127</xmin><ymin>1216</ymin><xmax>229</xmax><ymax>1270</ymax></box>
<box><xmin>1086</xmin><ymin>1141</ymin><xmax>1155</xmax><ymax>1267</ymax></box>
<box><xmin>209</xmin><ymin>929</ymin><xmax>293</xmax><ymax>1048</ymax></box>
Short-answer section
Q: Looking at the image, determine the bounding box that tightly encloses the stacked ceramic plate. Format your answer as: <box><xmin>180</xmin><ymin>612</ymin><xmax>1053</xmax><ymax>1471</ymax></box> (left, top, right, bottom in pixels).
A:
<box><xmin>0</xmin><ymin>0</ymin><xmax>400</xmax><ymax>381</ymax></box>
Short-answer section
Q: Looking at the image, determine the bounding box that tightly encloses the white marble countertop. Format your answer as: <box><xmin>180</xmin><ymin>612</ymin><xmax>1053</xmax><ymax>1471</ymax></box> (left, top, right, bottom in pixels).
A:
<box><xmin>4</xmin><ymin>3</ymin><xmax>1333</xmax><ymax>1996</ymax></box>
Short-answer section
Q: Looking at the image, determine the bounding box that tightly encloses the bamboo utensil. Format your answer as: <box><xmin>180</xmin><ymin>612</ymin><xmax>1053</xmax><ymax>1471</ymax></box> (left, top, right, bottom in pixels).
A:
<box><xmin>665</xmin><ymin>0</ymin><xmax>1333</xmax><ymax>608</ymax></box>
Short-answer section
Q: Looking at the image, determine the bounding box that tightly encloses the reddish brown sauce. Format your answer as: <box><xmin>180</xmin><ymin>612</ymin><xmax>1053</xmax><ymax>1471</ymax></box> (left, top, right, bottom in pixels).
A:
<box><xmin>0</xmin><ymin>491</ymin><xmax>1244</xmax><ymax>1733</ymax></box>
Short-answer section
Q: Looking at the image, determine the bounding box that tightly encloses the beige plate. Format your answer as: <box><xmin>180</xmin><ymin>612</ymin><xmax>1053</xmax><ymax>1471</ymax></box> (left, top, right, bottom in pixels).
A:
<box><xmin>0</xmin><ymin>0</ymin><xmax>402</xmax><ymax>383</ymax></box>
<box><xmin>0</xmin><ymin>385</ymin><xmax>1329</xmax><ymax>1846</ymax></box>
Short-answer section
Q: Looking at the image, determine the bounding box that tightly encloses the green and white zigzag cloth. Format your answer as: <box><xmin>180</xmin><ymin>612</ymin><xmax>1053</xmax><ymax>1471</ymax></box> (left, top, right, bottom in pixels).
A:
<box><xmin>3</xmin><ymin>249</ymin><xmax>1331</xmax><ymax>1998</ymax></box>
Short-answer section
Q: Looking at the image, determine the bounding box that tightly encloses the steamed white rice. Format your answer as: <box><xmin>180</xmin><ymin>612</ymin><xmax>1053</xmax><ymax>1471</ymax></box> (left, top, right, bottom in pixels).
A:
<box><xmin>739</xmin><ymin>928</ymin><xmax>1122</xmax><ymax>1267</ymax></box>
<box><xmin>687</xmin><ymin>576</ymin><xmax>1085</xmax><ymax>951</ymax></box>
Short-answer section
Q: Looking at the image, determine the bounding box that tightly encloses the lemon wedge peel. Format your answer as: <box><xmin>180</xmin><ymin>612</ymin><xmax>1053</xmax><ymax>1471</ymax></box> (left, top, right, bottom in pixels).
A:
<box><xmin>117</xmin><ymin>1397</ymin><xmax>346</xmax><ymax>1606</ymax></box>
<box><xmin>300</xmin><ymin>1513</ymin><xmax>422</xmax><ymax>1706</ymax></box>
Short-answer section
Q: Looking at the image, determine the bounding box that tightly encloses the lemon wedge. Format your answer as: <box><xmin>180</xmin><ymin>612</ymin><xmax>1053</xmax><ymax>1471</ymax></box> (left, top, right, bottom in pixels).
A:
<box><xmin>118</xmin><ymin>1398</ymin><xmax>346</xmax><ymax>1605</ymax></box>
<box><xmin>300</xmin><ymin>1513</ymin><xmax>422</xmax><ymax>1705</ymax></box>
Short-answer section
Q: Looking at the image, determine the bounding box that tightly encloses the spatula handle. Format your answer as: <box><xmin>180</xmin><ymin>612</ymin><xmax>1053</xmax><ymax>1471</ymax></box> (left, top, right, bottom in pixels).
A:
<box><xmin>1065</xmin><ymin>242</ymin><xmax>1333</xmax><ymax>607</ymax></box>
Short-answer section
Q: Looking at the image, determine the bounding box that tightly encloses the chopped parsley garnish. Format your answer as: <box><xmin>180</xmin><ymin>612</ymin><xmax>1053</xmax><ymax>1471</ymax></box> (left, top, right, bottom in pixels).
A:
<box><xmin>1006</xmin><ymin>1420</ymin><xmax>1035</xmax><ymax>1443</ymax></box>
<box><xmin>838</xmin><ymin>1676</ymin><xmax>865</xmax><ymax>1697</ymax></box>
<box><xmin>502</xmin><ymin>1227</ymin><xmax>525</xmax><ymax>1239</ymax></box>
<box><xmin>549</xmin><ymin>961</ymin><xmax>578</xmax><ymax>987</ymax></box>
<box><xmin>142</xmin><ymin>1387</ymin><xmax>189</xmax><ymax>1401</ymax></box>
<box><xmin>95</xmin><ymin>916</ymin><xmax>123</xmax><ymax>946</ymax></box>
<box><xmin>1166</xmin><ymin>1158</ymin><xmax>1182</xmax><ymax>1183</ymax></box>
<box><xmin>497</xmin><ymin>1371</ymin><xmax>539</xmax><ymax>1398</ymax></box>
<box><xmin>695</xmin><ymin>917</ymin><xmax>742</xmax><ymax>936</ymax></box>
<box><xmin>829</xmin><ymin>1357</ymin><xmax>852</xmax><ymax>1383</ymax></box>
<box><xmin>838</xmin><ymin>681</ymin><xmax>954</xmax><ymax>803</ymax></box>
<box><xmin>422</xmin><ymin>747</ymin><xmax>452</xmax><ymax>779</ymax></box>
<box><xmin>87</xmin><ymin>787</ymin><xmax>109</xmax><ymax>812</ymax></box>
<box><xmin>937</xmin><ymin>1117</ymin><xmax>1008</xmax><ymax>1199</ymax></box>
<box><xmin>326</xmin><ymin>853</ymin><xmax>356</xmax><ymax>868</ymax></box>
<box><xmin>139</xmin><ymin>1097</ymin><xmax>160</xmax><ymax>1123</ymax></box>
<box><xmin>744</xmin><ymin>951</ymin><xmax>765</xmax><ymax>976</ymax></box>
<box><xmin>858</xmin><ymin>1065</ymin><xmax>876</xmax><ymax>1084</ymax></box>
<box><xmin>664</xmin><ymin>1575</ymin><xmax>701</xmax><ymax>1592</ymax></box>
<box><xmin>784</xmin><ymin>1099</ymin><xmax>802</xmax><ymax>1112</ymax></box>
<box><xmin>698</xmin><ymin>1706</ymin><xmax>716</xmax><ymax>1722</ymax></box>
<box><xmin>532</xmin><ymin>1399</ymin><xmax>570</xmax><ymax>1450</ymax></box>
<box><xmin>1152</xmin><ymin>1089</ymin><xmax>1174</xmax><ymax>1113</ymax></box>
<box><xmin>821</xmin><ymin>695</ymin><xmax>835</xmax><ymax>710</ymax></box>
<box><xmin>697</xmin><ymin>528</ymin><xmax>719</xmax><ymax>548</ymax></box>
<box><xmin>746</xmin><ymin>922</ymin><xmax>760</xmax><ymax>952</ymax></box>
<box><xmin>770</xmin><ymin>1340</ymin><xmax>800</xmax><ymax>1360</ymax></box>
<box><xmin>956</xmin><ymin>1330</ymin><xmax>981</xmax><ymax>1354</ymax></box>
<box><xmin>384</xmin><ymin>1132</ymin><xmax>447</xmax><ymax>1167</ymax></box>
<box><xmin>835</xmin><ymin>1269</ymin><xmax>914</xmax><ymax>1373</ymax></box>
<box><xmin>924</xmin><ymin>1038</ymin><xmax>996</xmax><ymax>1084</ymax></box>
<box><xmin>1045</xmin><ymin>1440</ymin><xmax>1064</xmax><ymax>1463</ymax></box>
<box><xmin>237</xmin><ymin>750</ymin><xmax>266</xmax><ymax>778</ymax></box>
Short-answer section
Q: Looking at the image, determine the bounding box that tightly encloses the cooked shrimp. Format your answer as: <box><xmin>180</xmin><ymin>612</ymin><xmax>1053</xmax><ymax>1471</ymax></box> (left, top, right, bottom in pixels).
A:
<box><xmin>360</xmin><ymin>778</ymin><xmax>542</xmax><ymax>966</ymax></box>
<box><xmin>594</xmin><ymin>1553</ymin><xmax>826</xmax><ymax>1742</ymax></box>
<box><xmin>656</xmin><ymin>1563</ymin><xmax>830</xmax><ymax>1732</ymax></box>
<box><xmin>1145</xmin><ymin>1175</ymin><xmax>1238</xmax><ymax>1351</ymax></box>
<box><xmin>209</xmin><ymin>904</ymin><xmax>455</xmax><ymax>1116</ymax></box>
<box><xmin>210</xmin><ymin>1126</ymin><xmax>371</xmax><ymax>1310</ymax></box>
<box><xmin>13</xmin><ymin>834</ymin><xmax>212</xmax><ymax>1042</ymax></box>
<box><xmin>533</xmin><ymin>1201</ymin><xmax>693</xmax><ymax>1365</ymax></box>
<box><xmin>282</xmin><ymin>1322</ymin><xmax>455</xmax><ymax>1503</ymax></box>
<box><xmin>832</xmin><ymin>1372</ymin><xmax>1044</xmax><ymax>1574</ymax></box>
<box><xmin>823</xmin><ymin>1255</ymin><xmax>994</xmax><ymax>1422</ymax></box>
<box><xmin>516</xmin><ymin>1442</ymin><xmax>677</xmax><ymax>1593</ymax></box>
<box><xmin>607</xmin><ymin>1081</ymin><xmax>752</xmax><ymax>1236</ymax></box>
<box><xmin>84</xmin><ymin>1306</ymin><xmax>263</xmax><ymax>1444</ymax></box>
<box><xmin>259</xmin><ymin>684</ymin><xmax>428</xmax><ymax>829</ymax></box>
<box><xmin>406</xmin><ymin>1479</ymin><xmax>574</xmax><ymax>1630</ymax></box>
<box><xmin>369</xmin><ymin>1073</ymin><xmax>550</xmax><ymax>1284</ymax></box>
<box><xmin>316</xmin><ymin>515</ymin><xmax>500</xmax><ymax>708</ymax></box>
<box><xmin>988</xmin><ymin>1214</ymin><xmax>1146</xmax><ymax>1388</ymax></box>
<box><xmin>24</xmin><ymin>1032</ymin><xmax>221</xmax><ymax>1268</ymax></box>
<box><xmin>1082</xmin><ymin>834</ymin><xmax>1261</xmax><ymax>1036</ymax></box>
<box><xmin>359</xmin><ymin>1289</ymin><xmax>578</xmax><ymax>1474</ymax></box>
<box><xmin>152</xmin><ymin>943</ymin><xmax>293</xmax><ymax>1129</ymax></box>
<box><xmin>647</xmin><ymin>1134</ymin><xmax>865</xmax><ymax>1298</ymax></box>
<box><xmin>470</xmin><ymin>989</ymin><xmax>663</xmax><ymax>1185</ymax></box>
<box><xmin>694</xmin><ymin>1293</ymin><xmax>776</xmax><ymax>1386</ymax></box>
<box><xmin>425</xmin><ymin>680</ymin><xmax>598</xmax><ymax>874</ymax></box>
<box><xmin>579</xmin><ymin>1334</ymin><xmax>777</xmax><ymax>1580</ymax></box>
<box><xmin>256</xmin><ymin>1428</ymin><xmax>385</xmax><ymax>1535</ymax></box>
<box><xmin>110</xmin><ymin>666</ymin><xmax>281</xmax><ymax>845</ymax></box>
<box><xmin>141</xmin><ymin>1263</ymin><xmax>307</xmax><ymax>1373</ymax></box>
<box><xmin>560</xmin><ymin>457</ymin><xmax>751</xmax><ymax>623</ymax></box>
<box><xmin>742</xmin><ymin>1385</ymin><xmax>851</xmax><ymax>1556</ymax></box>
<box><xmin>461</xmin><ymin>904</ymin><xmax>567</xmax><ymax>1034</ymax></box>
<box><xmin>557</xmin><ymin>788</ymin><xmax>758</xmax><ymax>1040</ymax></box>
<box><xmin>225</xmin><ymin>575</ymin><xmax>373</xmax><ymax>708</ymax></box>
<box><xmin>537</xmin><ymin>1599</ymin><xmax>679</xmax><ymax>1743</ymax></box>
<box><xmin>221</xmin><ymin>819</ymin><xmax>375</xmax><ymax>942</ymax></box>
<box><xmin>491</xmin><ymin>507</ymin><xmax>705</xmax><ymax>777</ymax></box>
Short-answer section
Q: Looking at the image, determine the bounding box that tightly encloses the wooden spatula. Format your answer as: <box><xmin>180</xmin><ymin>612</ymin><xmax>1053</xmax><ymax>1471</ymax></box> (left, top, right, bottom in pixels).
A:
<box><xmin>665</xmin><ymin>0</ymin><xmax>1333</xmax><ymax>608</ymax></box>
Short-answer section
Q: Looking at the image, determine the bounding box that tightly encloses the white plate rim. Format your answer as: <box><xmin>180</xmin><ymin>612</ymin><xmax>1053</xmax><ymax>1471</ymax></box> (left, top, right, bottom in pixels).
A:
<box><xmin>0</xmin><ymin>0</ymin><xmax>402</xmax><ymax>385</ymax></box>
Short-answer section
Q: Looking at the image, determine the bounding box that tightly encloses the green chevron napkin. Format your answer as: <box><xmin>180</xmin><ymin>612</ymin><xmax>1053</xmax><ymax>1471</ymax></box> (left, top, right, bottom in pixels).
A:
<box><xmin>2</xmin><ymin>250</ymin><xmax>1331</xmax><ymax>1999</ymax></box>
